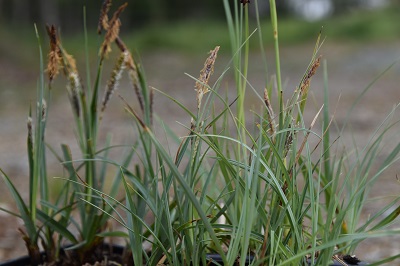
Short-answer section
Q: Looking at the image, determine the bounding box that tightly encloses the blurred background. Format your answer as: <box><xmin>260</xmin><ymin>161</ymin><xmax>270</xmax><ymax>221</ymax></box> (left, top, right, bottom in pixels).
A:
<box><xmin>0</xmin><ymin>0</ymin><xmax>399</xmax><ymax>263</ymax></box>
<box><xmin>0</xmin><ymin>0</ymin><xmax>398</xmax><ymax>28</ymax></box>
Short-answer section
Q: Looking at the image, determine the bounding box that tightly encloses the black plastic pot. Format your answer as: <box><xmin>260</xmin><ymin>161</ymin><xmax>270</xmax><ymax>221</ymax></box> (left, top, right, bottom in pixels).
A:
<box><xmin>0</xmin><ymin>245</ymin><xmax>126</xmax><ymax>266</ymax></box>
<box><xmin>0</xmin><ymin>247</ymin><xmax>368</xmax><ymax>266</ymax></box>
<box><xmin>0</xmin><ymin>256</ymin><xmax>31</xmax><ymax>266</ymax></box>
<box><xmin>0</xmin><ymin>249</ymin><xmax>236</xmax><ymax>266</ymax></box>
<box><xmin>204</xmin><ymin>254</ymin><xmax>368</xmax><ymax>266</ymax></box>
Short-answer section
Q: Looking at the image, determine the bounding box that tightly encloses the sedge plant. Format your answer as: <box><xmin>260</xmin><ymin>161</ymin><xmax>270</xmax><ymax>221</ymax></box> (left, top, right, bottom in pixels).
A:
<box><xmin>0</xmin><ymin>2</ymin><xmax>137</xmax><ymax>265</ymax></box>
<box><xmin>98</xmin><ymin>0</ymin><xmax>399</xmax><ymax>265</ymax></box>
<box><xmin>1</xmin><ymin>0</ymin><xmax>400</xmax><ymax>266</ymax></box>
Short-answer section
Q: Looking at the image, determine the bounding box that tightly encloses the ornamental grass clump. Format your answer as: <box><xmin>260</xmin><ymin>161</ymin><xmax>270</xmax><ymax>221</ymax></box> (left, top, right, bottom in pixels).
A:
<box><xmin>1</xmin><ymin>0</ymin><xmax>400</xmax><ymax>266</ymax></box>
<box><xmin>91</xmin><ymin>1</ymin><xmax>399</xmax><ymax>264</ymax></box>
<box><xmin>99</xmin><ymin>1</ymin><xmax>398</xmax><ymax>265</ymax></box>
<box><xmin>0</xmin><ymin>1</ymin><xmax>140</xmax><ymax>265</ymax></box>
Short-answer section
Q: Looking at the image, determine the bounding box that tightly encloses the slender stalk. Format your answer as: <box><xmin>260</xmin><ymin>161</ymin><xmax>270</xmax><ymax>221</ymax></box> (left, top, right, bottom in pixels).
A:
<box><xmin>322</xmin><ymin>59</ymin><xmax>332</xmax><ymax>205</ymax></box>
<box><xmin>31</xmin><ymin>24</ymin><xmax>45</xmax><ymax>223</ymax></box>
<box><xmin>83</xmin><ymin>6</ymin><xmax>92</xmax><ymax>91</ymax></box>
<box><xmin>254</xmin><ymin>0</ymin><xmax>269</xmax><ymax>85</ymax></box>
<box><xmin>238</xmin><ymin>4</ymin><xmax>249</xmax><ymax>131</ymax></box>
<box><xmin>269</xmin><ymin>0</ymin><xmax>283</xmax><ymax>130</ymax></box>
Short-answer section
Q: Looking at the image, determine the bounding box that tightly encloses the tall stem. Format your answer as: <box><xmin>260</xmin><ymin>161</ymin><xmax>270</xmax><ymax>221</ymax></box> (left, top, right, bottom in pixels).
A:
<box><xmin>269</xmin><ymin>0</ymin><xmax>283</xmax><ymax>130</ymax></box>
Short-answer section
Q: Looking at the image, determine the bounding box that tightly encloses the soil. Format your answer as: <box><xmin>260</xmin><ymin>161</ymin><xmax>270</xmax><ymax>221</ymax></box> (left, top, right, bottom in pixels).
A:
<box><xmin>1</xmin><ymin>42</ymin><xmax>399</xmax><ymax>264</ymax></box>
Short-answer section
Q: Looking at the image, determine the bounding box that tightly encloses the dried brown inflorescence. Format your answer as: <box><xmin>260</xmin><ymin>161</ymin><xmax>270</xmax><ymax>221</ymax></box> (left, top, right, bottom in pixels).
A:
<box><xmin>45</xmin><ymin>25</ymin><xmax>62</xmax><ymax>82</ymax></box>
<box><xmin>45</xmin><ymin>22</ymin><xmax>83</xmax><ymax>120</ymax></box>
<box><xmin>63</xmin><ymin>51</ymin><xmax>78</xmax><ymax>74</ymax></box>
<box><xmin>97</xmin><ymin>0</ymin><xmax>112</xmax><ymax>34</ymax></box>
<box><xmin>45</xmin><ymin>1</ymin><xmax>140</xmax><ymax>122</ymax></box>
<box><xmin>283</xmin><ymin>122</ymin><xmax>297</xmax><ymax>158</ymax></box>
<box><xmin>39</xmin><ymin>99</ymin><xmax>47</xmax><ymax>122</ymax></box>
<box><xmin>128</xmin><ymin>67</ymin><xmax>144</xmax><ymax>113</ymax></box>
<box><xmin>101</xmin><ymin>51</ymin><xmax>130</xmax><ymax>114</ymax></box>
<box><xmin>96</xmin><ymin>1</ymin><xmax>146</xmax><ymax>120</ymax></box>
<box><xmin>117</xmin><ymin>39</ymin><xmax>144</xmax><ymax>116</ymax></box>
<box><xmin>99</xmin><ymin>2</ymin><xmax>128</xmax><ymax>59</ymax></box>
<box><xmin>67</xmin><ymin>72</ymin><xmax>82</xmax><ymax>117</ymax></box>
<box><xmin>114</xmin><ymin>37</ymin><xmax>143</xmax><ymax>112</ymax></box>
<box><xmin>27</xmin><ymin>116</ymin><xmax>33</xmax><ymax>150</ymax></box>
<box><xmin>299</xmin><ymin>55</ymin><xmax>321</xmax><ymax>95</ymax></box>
<box><xmin>263</xmin><ymin>88</ymin><xmax>276</xmax><ymax>135</ymax></box>
<box><xmin>45</xmin><ymin>24</ymin><xmax>78</xmax><ymax>77</ymax></box>
<box><xmin>195</xmin><ymin>46</ymin><xmax>220</xmax><ymax>110</ymax></box>
<box><xmin>115</xmin><ymin>38</ymin><xmax>135</xmax><ymax>70</ymax></box>
<box><xmin>45</xmin><ymin>23</ymin><xmax>81</xmax><ymax>117</ymax></box>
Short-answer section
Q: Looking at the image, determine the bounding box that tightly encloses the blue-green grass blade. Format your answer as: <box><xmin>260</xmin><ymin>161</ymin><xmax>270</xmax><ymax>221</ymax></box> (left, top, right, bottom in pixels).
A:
<box><xmin>277</xmin><ymin>229</ymin><xmax>400</xmax><ymax>266</ymax></box>
<box><xmin>143</xmin><ymin>129</ymin><xmax>228</xmax><ymax>264</ymax></box>
<box><xmin>368</xmin><ymin>253</ymin><xmax>400</xmax><ymax>266</ymax></box>
<box><xmin>97</xmin><ymin>231</ymin><xmax>129</xmax><ymax>238</ymax></box>
<box><xmin>370</xmin><ymin>204</ymin><xmax>400</xmax><ymax>231</ymax></box>
<box><xmin>36</xmin><ymin>209</ymin><xmax>78</xmax><ymax>244</ymax></box>
<box><xmin>1</xmin><ymin>169</ymin><xmax>36</xmax><ymax>238</ymax></box>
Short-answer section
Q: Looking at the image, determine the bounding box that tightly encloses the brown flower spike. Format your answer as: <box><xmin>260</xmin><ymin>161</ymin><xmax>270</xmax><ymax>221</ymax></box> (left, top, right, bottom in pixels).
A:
<box><xmin>195</xmin><ymin>46</ymin><xmax>220</xmax><ymax>109</ymax></box>
<box><xmin>101</xmin><ymin>51</ymin><xmax>129</xmax><ymax>114</ymax></box>
<box><xmin>45</xmin><ymin>24</ymin><xmax>62</xmax><ymax>82</ymax></box>
<box><xmin>98</xmin><ymin>0</ymin><xmax>112</xmax><ymax>34</ymax></box>
<box><xmin>263</xmin><ymin>88</ymin><xmax>276</xmax><ymax>135</ymax></box>
<box><xmin>99</xmin><ymin>2</ymin><xmax>128</xmax><ymax>59</ymax></box>
<box><xmin>300</xmin><ymin>55</ymin><xmax>321</xmax><ymax>95</ymax></box>
<box><xmin>67</xmin><ymin>72</ymin><xmax>81</xmax><ymax>117</ymax></box>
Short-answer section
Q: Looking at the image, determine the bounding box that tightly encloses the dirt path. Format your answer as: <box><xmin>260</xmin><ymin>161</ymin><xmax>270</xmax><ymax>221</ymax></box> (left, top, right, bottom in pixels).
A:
<box><xmin>1</xmin><ymin>42</ymin><xmax>399</xmax><ymax>263</ymax></box>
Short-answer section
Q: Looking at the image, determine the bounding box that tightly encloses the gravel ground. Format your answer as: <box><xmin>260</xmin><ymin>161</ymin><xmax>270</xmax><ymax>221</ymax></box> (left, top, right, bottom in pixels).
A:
<box><xmin>0</xmin><ymin>42</ymin><xmax>399</xmax><ymax>264</ymax></box>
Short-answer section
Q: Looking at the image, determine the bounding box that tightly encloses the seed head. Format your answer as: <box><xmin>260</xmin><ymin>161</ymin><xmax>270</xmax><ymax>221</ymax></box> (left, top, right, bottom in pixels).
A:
<box><xmin>45</xmin><ymin>25</ymin><xmax>62</xmax><ymax>82</ymax></box>
<box><xmin>99</xmin><ymin>2</ymin><xmax>128</xmax><ymax>59</ymax></box>
<box><xmin>98</xmin><ymin>0</ymin><xmax>112</xmax><ymax>34</ymax></box>
<box><xmin>115</xmin><ymin>37</ymin><xmax>136</xmax><ymax>70</ymax></box>
<box><xmin>300</xmin><ymin>55</ymin><xmax>321</xmax><ymax>95</ymax></box>
<box><xmin>37</xmin><ymin>99</ymin><xmax>47</xmax><ymax>122</ymax></box>
<box><xmin>264</xmin><ymin>88</ymin><xmax>276</xmax><ymax>135</ymax></box>
<box><xmin>63</xmin><ymin>51</ymin><xmax>77</xmax><ymax>74</ymax></box>
<box><xmin>101</xmin><ymin>51</ymin><xmax>129</xmax><ymax>114</ymax></box>
<box><xmin>195</xmin><ymin>46</ymin><xmax>220</xmax><ymax>109</ymax></box>
<box><xmin>129</xmin><ymin>68</ymin><xmax>143</xmax><ymax>113</ymax></box>
<box><xmin>67</xmin><ymin>72</ymin><xmax>81</xmax><ymax>117</ymax></box>
<box><xmin>27</xmin><ymin>116</ymin><xmax>33</xmax><ymax>142</ymax></box>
